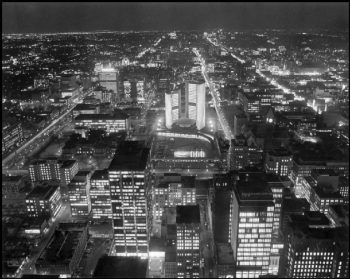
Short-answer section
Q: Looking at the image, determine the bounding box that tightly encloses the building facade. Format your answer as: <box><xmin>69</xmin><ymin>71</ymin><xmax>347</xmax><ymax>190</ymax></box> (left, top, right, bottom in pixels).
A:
<box><xmin>165</xmin><ymin>81</ymin><xmax>206</xmax><ymax>130</ymax></box>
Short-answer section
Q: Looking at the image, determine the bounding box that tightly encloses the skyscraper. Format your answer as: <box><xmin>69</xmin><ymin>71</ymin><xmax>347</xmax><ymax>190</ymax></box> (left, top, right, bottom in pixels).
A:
<box><xmin>90</xmin><ymin>169</ymin><xmax>112</xmax><ymax>220</ymax></box>
<box><xmin>231</xmin><ymin>175</ymin><xmax>275</xmax><ymax>278</ymax></box>
<box><xmin>165</xmin><ymin>80</ymin><xmax>206</xmax><ymax>130</ymax></box>
<box><xmin>108</xmin><ymin>141</ymin><xmax>150</xmax><ymax>258</ymax></box>
<box><xmin>176</xmin><ymin>205</ymin><xmax>201</xmax><ymax>278</ymax></box>
<box><xmin>97</xmin><ymin>63</ymin><xmax>118</xmax><ymax>99</ymax></box>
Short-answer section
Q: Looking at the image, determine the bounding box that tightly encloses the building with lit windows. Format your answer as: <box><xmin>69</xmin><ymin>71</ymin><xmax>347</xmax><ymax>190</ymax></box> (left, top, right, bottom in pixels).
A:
<box><xmin>59</xmin><ymin>160</ymin><xmax>79</xmax><ymax>195</ymax></box>
<box><xmin>90</xmin><ymin>169</ymin><xmax>112</xmax><ymax>220</ymax></box>
<box><xmin>97</xmin><ymin>64</ymin><xmax>118</xmax><ymax>95</ymax></box>
<box><xmin>152</xmin><ymin>176</ymin><xmax>196</xmax><ymax>225</ymax></box>
<box><xmin>108</xmin><ymin>141</ymin><xmax>150</xmax><ymax>258</ymax></box>
<box><xmin>239</xmin><ymin>92</ymin><xmax>261</xmax><ymax>114</ymax></box>
<box><xmin>290</xmin><ymin>156</ymin><xmax>349</xmax><ymax>192</ymax></box>
<box><xmin>123</xmin><ymin>80</ymin><xmax>132</xmax><ymax>100</ymax></box>
<box><xmin>231</xmin><ymin>175</ymin><xmax>275</xmax><ymax>278</ymax></box>
<box><xmin>2</xmin><ymin>123</ymin><xmax>23</xmax><ymax>154</ymax></box>
<box><xmin>229</xmin><ymin>135</ymin><xmax>263</xmax><ymax>171</ymax></box>
<box><xmin>74</xmin><ymin>111</ymin><xmax>129</xmax><ymax>134</ymax></box>
<box><xmin>26</xmin><ymin>184</ymin><xmax>62</xmax><ymax>218</ymax></box>
<box><xmin>165</xmin><ymin>80</ymin><xmax>206</xmax><ymax>130</ymax></box>
<box><xmin>29</xmin><ymin>158</ymin><xmax>61</xmax><ymax>184</ymax></box>
<box><xmin>137</xmin><ymin>80</ymin><xmax>145</xmax><ymax>103</ymax></box>
<box><xmin>176</xmin><ymin>205</ymin><xmax>200</xmax><ymax>278</ymax></box>
<box><xmin>282</xmin><ymin>214</ymin><xmax>349</xmax><ymax>278</ymax></box>
<box><xmin>339</xmin><ymin>177</ymin><xmax>349</xmax><ymax>203</ymax></box>
<box><xmin>68</xmin><ymin>171</ymin><xmax>92</xmax><ymax>217</ymax></box>
<box><xmin>265</xmin><ymin>149</ymin><xmax>293</xmax><ymax>177</ymax></box>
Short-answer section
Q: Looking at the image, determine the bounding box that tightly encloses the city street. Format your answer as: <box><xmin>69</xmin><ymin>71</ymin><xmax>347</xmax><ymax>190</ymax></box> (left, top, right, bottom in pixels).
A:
<box><xmin>16</xmin><ymin>202</ymin><xmax>71</xmax><ymax>277</ymax></box>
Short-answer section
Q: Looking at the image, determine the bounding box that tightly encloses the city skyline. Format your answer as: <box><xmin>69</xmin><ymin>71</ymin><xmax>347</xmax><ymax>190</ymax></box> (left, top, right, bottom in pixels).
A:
<box><xmin>2</xmin><ymin>2</ymin><xmax>349</xmax><ymax>34</ymax></box>
<box><xmin>2</xmin><ymin>2</ymin><xmax>349</xmax><ymax>278</ymax></box>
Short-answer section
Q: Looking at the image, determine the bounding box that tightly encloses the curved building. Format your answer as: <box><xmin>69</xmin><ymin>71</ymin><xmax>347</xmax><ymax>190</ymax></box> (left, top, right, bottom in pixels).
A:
<box><xmin>165</xmin><ymin>81</ymin><xmax>206</xmax><ymax>130</ymax></box>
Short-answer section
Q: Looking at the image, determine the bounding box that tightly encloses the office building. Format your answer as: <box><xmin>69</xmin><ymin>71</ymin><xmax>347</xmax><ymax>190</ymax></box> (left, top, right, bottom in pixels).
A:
<box><xmin>152</xmin><ymin>176</ymin><xmax>196</xmax><ymax>236</ymax></box>
<box><xmin>282</xmin><ymin>214</ymin><xmax>349</xmax><ymax>278</ymax></box>
<box><xmin>26</xmin><ymin>184</ymin><xmax>62</xmax><ymax>218</ymax></box>
<box><xmin>214</xmin><ymin>187</ymin><xmax>232</xmax><ymax>244</ymax></box>
<box><xmin>74</xmin><ymin>111</ymin><xmax>129</xmax><ymax>134</ymax></box>
<box><xmin>2</xmin><ymin>123</ymin><xmax>23</xmax><ymax>154</ymax></box>
<box><xmin>231</xmin><ymin>175</ymin><xmax>275</xmax><ymax>278</ymax></box>
<box><xmin>339</xmin><ymin>177</ymin><xmax>349</xmax><ymax>203</ymax></box>
<box><xmin>68</xmin><ymin>171</ymin><xmax>91</xmax><ymax>217</ymax></box>
<box><xmin>229</xmin><ymin>135</ymin><xmax>263</xmax><ymax>170</ymax></box>
<box><xmin>29</xmin><ymin>158</ymin><xmax>61</xmax><ymax>183</ymax></box>
<box><xmin>90</xmin><ymin>169</ymin><xmax>112</xmax><ymax>220</ymax></box>
<box><xmin>98</xmin><ymin>64</ymin><xmax>118</xmax><ymax>95</ymax></box>
<box><xmin>137</xmin><ymin>80</ymin><xmax>145</xmax><ymax>103</ymax></box>
<box><xmin>165</xmin><ymin>80</ymin><xmax>206</xmax><ymax>130</ymax></box>
<box><xmin>59</xmin><ymin>160</ymin><xmax>79</xmax><ymax>195</ymax></box>
<box><xmin>108</xmin><ymin>141</ymin><xmax>150</xmax><ymax>258</ymax></box>
<box><xmin>265</xmin><ymin>149</ymin><xmax>293</xmax><ymax>177</ymax></box>
<box><xmin>176</xmin><ymin>205</ymin><xmax>201</xmax><ymax>278</ymax></box>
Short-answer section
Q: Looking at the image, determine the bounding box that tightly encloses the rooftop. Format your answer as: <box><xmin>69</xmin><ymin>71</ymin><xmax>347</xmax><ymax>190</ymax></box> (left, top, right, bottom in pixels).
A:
<box><xmin>91</xmin><ymin>169</ymin><xmax>109</xmax><ymax>181</ymax></box>
<box><xmin>93</xmin><ymin>256</ymin><xmax>148</xmax><ymax>278</ymax></box>
<box><xmin>74</xmin><ymin>104</ymin><xmax>98</xmax><ymax>110</ymax></box>
<box><xmin>26</xmin><ymin>185</ymin><xmax>58</xmax><ymax>200</ymax></box>
<box><xmin>235</xmin><ymin>175</ymin><xmax>274</xmax><ymax>204</ymax></box>
<box><xmin>216</xmin><ymin>243</ymin><xmax>234</xmax><ymax>265</ymax></box>
<box><xmin>59</xmin><ymin>160</ymin><xmax>77</xmax><ymax>169</ymax></box>
<box><xmin>176</xmin><ymin>205</ymin><xmax>200</xmax><ymax>224</ymax></box>
<box><xmin>2</xmin><ymin>175</ymin><xmax>23</xmax><ymax>183</ymax></box>
<box><xmin>108</xmin><ymin>141</ymin><xmax>149</xmax><ymax>171</ymax></box>
<box><xmin>75</xmin><ymin>111</ymin><xmax>128</xmax><ymax>121</ymax></box>
<box><xmin>36</xmin><ymin>223</ymin><xmax>87</xmax><ymax>266</ymax></box>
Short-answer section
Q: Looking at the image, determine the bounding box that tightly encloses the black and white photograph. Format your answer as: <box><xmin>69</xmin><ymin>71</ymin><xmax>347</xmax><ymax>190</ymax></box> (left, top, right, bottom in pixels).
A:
<box><xmin>2</xmin><ymin>2</ymin><xmax>349</xmax><ymax>278</ymax></box>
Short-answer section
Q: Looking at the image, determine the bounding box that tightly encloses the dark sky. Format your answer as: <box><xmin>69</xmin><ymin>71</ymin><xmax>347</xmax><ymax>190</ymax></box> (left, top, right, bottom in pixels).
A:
<box><xmin>2</xmin><ymin>2</ymin><xmax>349</xmax><ymax>34</ymax></box>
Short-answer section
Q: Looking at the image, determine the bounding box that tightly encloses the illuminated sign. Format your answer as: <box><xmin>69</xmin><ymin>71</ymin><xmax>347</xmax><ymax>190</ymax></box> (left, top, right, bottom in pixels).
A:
<box><xmin>25</xmin><ymin>229</ymin><xmax>40</xmax><ymax>234</ymax></box>
<box><xmin>174</xmin><ymin>150</ymin><xmax>205</xmax><ymax>158</ymax></box>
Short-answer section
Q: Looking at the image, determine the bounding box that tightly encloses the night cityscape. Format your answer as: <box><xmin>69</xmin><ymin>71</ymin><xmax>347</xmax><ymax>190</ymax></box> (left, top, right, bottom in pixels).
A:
<box><xmin>2</xmin><ymin>2</ymin><xmax>349</xmax><ymax>278</ymax></box>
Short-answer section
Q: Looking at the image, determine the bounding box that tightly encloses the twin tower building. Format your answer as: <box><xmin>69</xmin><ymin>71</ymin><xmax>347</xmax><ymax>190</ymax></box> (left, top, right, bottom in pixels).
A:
<box><xmin>165</xmin><ymin>80</ymin><xmax>206</xmax><ymax>130</ymax></box>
